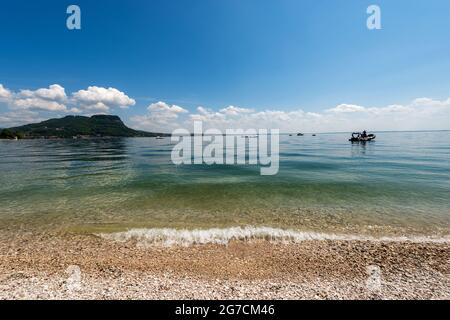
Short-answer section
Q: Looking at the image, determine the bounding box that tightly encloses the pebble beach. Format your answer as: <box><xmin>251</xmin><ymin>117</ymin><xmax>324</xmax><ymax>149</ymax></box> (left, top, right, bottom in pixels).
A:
<box><xmin>1</xmin><ymin>231</ymin><xmax>448</xmax><ymax>300</ymax></box>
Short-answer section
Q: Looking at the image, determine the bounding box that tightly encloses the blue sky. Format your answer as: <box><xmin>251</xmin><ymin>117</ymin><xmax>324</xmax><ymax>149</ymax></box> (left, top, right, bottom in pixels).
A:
<box><xmin>1</xmin><ymin>0</ymin><xmax>450</xmax><ymax>132</ymax></box>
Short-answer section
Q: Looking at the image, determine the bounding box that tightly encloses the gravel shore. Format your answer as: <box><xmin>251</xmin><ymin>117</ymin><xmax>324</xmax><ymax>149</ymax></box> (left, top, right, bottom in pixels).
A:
<box><xmin>0</xmin><ymin>231</ymin><xmax>449</xmax><ymax>299</ymax></box>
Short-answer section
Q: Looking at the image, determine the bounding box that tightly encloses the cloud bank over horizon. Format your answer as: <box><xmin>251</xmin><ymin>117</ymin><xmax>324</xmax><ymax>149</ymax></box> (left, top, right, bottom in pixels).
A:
<box><xmin>1</xmin><ymin>83</ymin><xmax>450</xmax><ymax>132</ymax></box>
<box><xmin>130</xmin><ymin>98</ymin><xmax>450</xmax><ymax>133</ymax></box>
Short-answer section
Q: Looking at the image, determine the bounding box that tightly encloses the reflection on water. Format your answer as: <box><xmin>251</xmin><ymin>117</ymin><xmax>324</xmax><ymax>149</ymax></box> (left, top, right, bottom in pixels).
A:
<box><xmin>0</xmin><ymin>132</ymin><xmax>449</xmax><ymax>236</ymax></box>
<box><xmin>351</xmin><ymin>141</ymin><xmax>369</xmax><ymax>156</ymax></box>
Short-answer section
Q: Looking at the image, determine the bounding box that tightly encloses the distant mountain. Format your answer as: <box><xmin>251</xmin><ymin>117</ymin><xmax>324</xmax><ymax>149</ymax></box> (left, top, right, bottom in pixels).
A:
<box><xmin>1</xmin><ymin>115</ymin><xmax>168</xmax><ymax>139</ymax></box>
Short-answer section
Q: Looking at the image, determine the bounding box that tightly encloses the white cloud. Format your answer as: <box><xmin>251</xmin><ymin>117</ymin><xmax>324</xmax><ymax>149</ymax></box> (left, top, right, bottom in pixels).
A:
<box><xmin>72</xmin><ymin>86</ymin><xmax>135</xmax><ymax>111</ymax></box>
<box><xmin>196</xmin><ymin>106</ymin><xmax>210</xmax><ymax>115</ymax></box>
<box><xmin>147</xmin><ymin>101</ymin><xmax>187</xmax><ymax>115</ymax></box>
<box><xmin>309</xmin><ymin>99</ymin><xmax>450</xmax><ymax>131</ymax></box>
<box><xmin>7</xmin><ymin>84</ymin><xmax>68</xmax><ymax>112</ymax></box>
<box><xmin>412</xmin><ymin>98</ymin><xmax>444</xmax><ymax>106</ymax></box>
<box><xmin>0</xmin><ymin>84</ymin><xmax>12</xmax><ymax>100</ymax></box>
<box><xmin>189</xmin><ymin>106</ymin><xmax>226</xmax><ymax>122</ymax></box>
<box><xmin>19</xmin><ymin>84</ymin><xmax>66</xmax><ymax>101</ymax></box>
<box><xmin>327</xmin><ymin>103</ymin><xmax>415</xmax><ymax>115</ymax></box>
<box><xmin>8</xmin><ymin>84</ymin><xmax>67</xmax><ymax>111</ymax></box>
<box><xmin>0</xmin><ymin>110</ymin><xmax>44</xmax><ymax>128</ymax></box>
<box><xmin>12</xmin><ymin>98</ymin><xmax>67</xmax><ymax>112</ymax></box>
<box><xmin>69</xmin><ymin>107</ymin><xmax>82</xmax><ymax>114</ymax></box>
<box><xmin>327</xmin><ymin>104</ymin><xmax>366</xmax><ymax>113</ymax></box>
<box><xmin>219</xmin><ymin>105</ymin><xmax>254</xmax><ymax>116</ymax></box>
<box><xmin>0</xmin><ymin>83</ymin><xmax>136</xmax><ymax>127</ymax></box>
<box><xmin>79</xmin><ymin>102</ymin><xmax>110</xmax><ymax>112</ymax></box>
<box><xmin>132</xmin><ymin>98</ymin><xmax>450</xmax><ymax>133</ymax></box>
<box><xmin>130</xmin><ymin>101</ymin><xmax>188</xmax><ymax>132</ymax></box>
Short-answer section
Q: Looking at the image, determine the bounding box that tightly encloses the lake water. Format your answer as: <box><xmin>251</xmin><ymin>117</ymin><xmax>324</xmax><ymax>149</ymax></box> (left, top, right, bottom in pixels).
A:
<box><xmin>0</xmin><ymin>132</ymin><xmax>449</xmax><ymax>237</ymax></box>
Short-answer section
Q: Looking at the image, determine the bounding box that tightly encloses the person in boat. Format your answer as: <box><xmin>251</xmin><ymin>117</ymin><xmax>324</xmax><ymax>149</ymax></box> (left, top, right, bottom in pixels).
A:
<box><xmin>350</xmin><ymin>131</ymin><xmax>375</xmax><ymax>142</ymax></box>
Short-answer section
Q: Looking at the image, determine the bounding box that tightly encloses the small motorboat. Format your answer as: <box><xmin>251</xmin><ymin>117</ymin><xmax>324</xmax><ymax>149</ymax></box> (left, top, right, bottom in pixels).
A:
<box><xmin>297</xmin><ymin>133</ymin><xmax>304</xmax><ymax>136</ymax></box>
<box><xmin>156</xmin><ymin>136</ymin><xmax>164</xmax><ymax>139</ymax></box>
<box><xmin>349</xmin><ymin>132</ymin><xmax>376</xmax><ymax>142</ymax></box>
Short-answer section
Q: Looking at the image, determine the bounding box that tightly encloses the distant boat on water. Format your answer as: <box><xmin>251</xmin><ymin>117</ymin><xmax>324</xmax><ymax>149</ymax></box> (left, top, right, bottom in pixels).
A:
<box><xmin>349</xmin><ymin>132</ymin><xmax>376</xmax><ymax>142</ymax></box>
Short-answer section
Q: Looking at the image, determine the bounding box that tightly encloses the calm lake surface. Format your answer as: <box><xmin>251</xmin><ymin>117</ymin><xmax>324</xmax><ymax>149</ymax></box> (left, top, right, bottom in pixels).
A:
<box><xmin>1</xmin><ymin>132</ymin><xmax>449</xmax><ymax>236</ymax></box>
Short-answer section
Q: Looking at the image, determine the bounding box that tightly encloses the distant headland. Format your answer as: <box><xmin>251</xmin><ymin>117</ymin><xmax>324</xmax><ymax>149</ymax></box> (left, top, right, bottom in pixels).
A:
<box><xmin>0</xmin><ymin>115</ymin><xmax>169</xmax><ymax>139</ymax></box>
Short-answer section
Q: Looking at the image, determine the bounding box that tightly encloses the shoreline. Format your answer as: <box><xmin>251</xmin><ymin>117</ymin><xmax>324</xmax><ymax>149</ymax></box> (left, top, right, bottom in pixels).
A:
<box><xmin>96</xmin><ymin>226</ymin><xmax>450</xmax><ymax>247</ymax></box>
<box><xmin>0</xmin><ymin>231</ymin><xmax>449</xmax><ymax>299</ymax></box>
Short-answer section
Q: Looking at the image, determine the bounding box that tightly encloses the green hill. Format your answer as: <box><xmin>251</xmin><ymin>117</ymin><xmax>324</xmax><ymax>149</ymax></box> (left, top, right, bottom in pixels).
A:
<box><xmin>1</xmin><ymin>115</ymin><xmax>167</xmax><ymax>139</ymax></box>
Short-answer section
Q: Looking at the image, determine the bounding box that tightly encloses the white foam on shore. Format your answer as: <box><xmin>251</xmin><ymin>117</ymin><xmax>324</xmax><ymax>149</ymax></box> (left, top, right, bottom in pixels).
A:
<box><xmin>97</xmin><ymin>226</ymin><xmax>450</xmax><ymax>247</ymax></box>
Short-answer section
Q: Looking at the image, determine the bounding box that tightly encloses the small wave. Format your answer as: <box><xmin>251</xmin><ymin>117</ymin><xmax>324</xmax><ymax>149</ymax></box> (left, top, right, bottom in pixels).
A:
<box><xmin>97</xmin><ymin>226</ymin><xmax>450</xmax><ymax>247</ymax></box>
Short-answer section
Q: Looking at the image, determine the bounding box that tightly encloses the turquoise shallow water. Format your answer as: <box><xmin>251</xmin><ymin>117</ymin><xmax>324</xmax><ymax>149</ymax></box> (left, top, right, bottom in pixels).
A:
<box><xmin>0</xmin><ymin>132</ymin><xmax>449</xmax><ymax>236</ymax></box>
